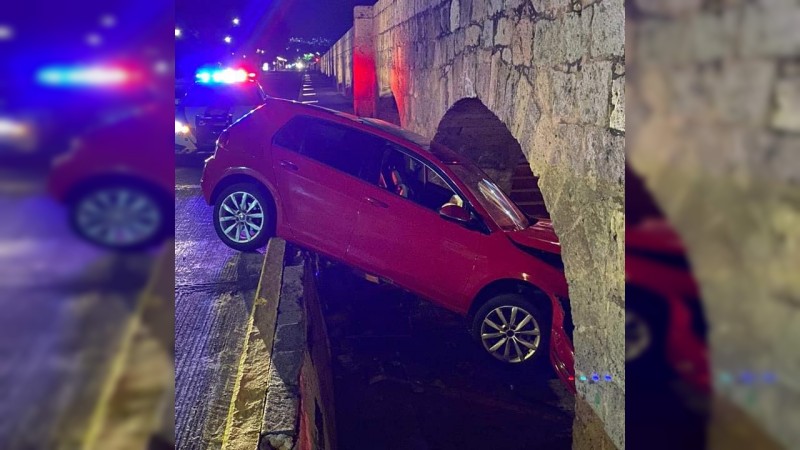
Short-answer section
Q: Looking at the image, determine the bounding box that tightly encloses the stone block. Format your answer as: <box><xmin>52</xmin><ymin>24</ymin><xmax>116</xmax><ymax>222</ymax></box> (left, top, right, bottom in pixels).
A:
<box><xmin>481</xmin><ymin>18</ymin><xmax>494</xmax><ymax>48</ymax></box>
<box><xmin>489</xmin><ymin>0</ymin><xmax>504</xmax><ymax>16</ymax></box>
<box><xmin>741</xmin><ymin>4</ymin><xmax>800</xmax><ymax>58</ymax></box>
<box><xmin>271</xmin><ymin>350</ymin><xmax>304</xmax><ymax>386</ymax></box>
<box><xmin>551</xmin><ymin>70</ymin><xmax>576</xmax><ymax>121</ymax></box>
<box><xmin>502</xmin><ymin>47</ymin><xmax>512</xmax><ymax>64</ymax></box>
<box><xmin>576</xmin><ymin>61</ymin><xmax>612</xmax><ymax>126</ymax></box>
<box><xmin>689</xmin><ymin>10</ymin><xmax>738</xmax><ymax>63</ymax></box>
<box><xmin>512</xmin><ymin>16</ymin><xmax>533</xmax><ymax>65</ymax></box>
<box><xmin>772</xmin><ymin>77</ymin><xmax>800</xmax><ymax>132</ymax></box>
<box><xmin>634</xmin><ymin>0</ymin><xmax>701</xmax><ymax>17</ymax></box>
<box><xmin>450</xmin><ymin>0</ymin><xmax>461</xmax><ymax>32</ymax></box>
<box><xmin>711</xmin><ymin>60</ymin><xmax>775</xmax><ymax>126</ymax></box>
<box><xmin>532</xmin><ymin>0</ymin><xmax>571</xmax><ymax>17</ymax></box>
<box><xmin>590</xmin><ymin>0</ymin><xmax>624</xmax><ymax>59</ymax></box>
<box><xmin>609</xmin><ymin>75</ymin><xmax>624</xmax><ymax>132</ymax></box>
<box><xmin>533</xmin><ymin>18</ymin><xmax>561</xmax><ymax>65</ymax></box>
<box><xmin>466</xmin><ymin>24</ymin><xmax>482</xmax><ymax>46</ymax></box>
<box><xmin>494</xmin><ymin>16</ymin><xmax>513</xmax><ymax>46</ymax></box>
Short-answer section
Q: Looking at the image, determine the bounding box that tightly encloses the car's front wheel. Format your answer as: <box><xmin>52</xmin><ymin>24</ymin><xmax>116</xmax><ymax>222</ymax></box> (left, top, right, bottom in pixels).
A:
<box><xmin>212</xmin><ymin>183</ymin><xmax>273</xmax><ymax>251</ymax></box>
<box><xmin>69</xmin><ymin>182</ymin><xmax>169</xmax><ymax>251</ymax></box>
<box><xmin>472</xmin><ymin>294</ymin><xmax>550</xmax><ymax>366</ymax></box>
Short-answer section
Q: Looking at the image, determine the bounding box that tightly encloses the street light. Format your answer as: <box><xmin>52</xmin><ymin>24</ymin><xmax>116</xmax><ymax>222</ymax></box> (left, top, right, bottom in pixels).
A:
<box><xmin>232</xmin><ymin>18</ymin><xmax>240</xmax><ymax>26</ymax></box>
<box><xmin>175</xmin><ymin>28</ymin><xmax>182</xmax><ymax>37</ymax></box>
<box><xmin>224</xmin><ymin>36</ymin><xmax>232</xmax><ymax>44</ymax></box>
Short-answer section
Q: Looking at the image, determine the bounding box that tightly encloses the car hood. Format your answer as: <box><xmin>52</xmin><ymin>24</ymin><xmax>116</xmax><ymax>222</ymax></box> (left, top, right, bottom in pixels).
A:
<box><xmin>505</xmin><ymin>219</ymin><xmax>561</xmax><ymax>254</ymax></box>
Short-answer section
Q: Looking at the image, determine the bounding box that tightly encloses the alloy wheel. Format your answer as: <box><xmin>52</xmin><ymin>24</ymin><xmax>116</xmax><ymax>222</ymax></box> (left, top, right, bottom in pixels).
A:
<box><xmin>625</xmin><ymin>310</ymin><xmax>652</xmax><ymax>362</ymax></box>
<box><xmin>218</xmin><ymin>191</ymin><xmax>265</xmax><ymax>244</ymax></box>
<box><xmin>480</xmin><ymin>305</ymin><xmax>541</xmax><ymax>363</ymax></box>
<box><xmin>76</xmin><ymin>187</ymin><xmax>161</xmax><ymax>247</ymax></box>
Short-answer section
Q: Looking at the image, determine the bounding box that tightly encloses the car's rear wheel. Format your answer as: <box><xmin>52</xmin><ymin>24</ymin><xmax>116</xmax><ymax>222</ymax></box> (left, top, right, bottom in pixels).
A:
<box><xmin>472</xmin><ymin>294</ymin><xmax>549</xmax><ymax>366</ymax></box>
<box><xmin>69</xmin><ymin>182</ymin><xmax>168</xmax><ymax>251</ymax></box>
<box><xmin>213</xmin><ymin>183</ymin><xmax>273</xmax><ymax>251</ymax></box>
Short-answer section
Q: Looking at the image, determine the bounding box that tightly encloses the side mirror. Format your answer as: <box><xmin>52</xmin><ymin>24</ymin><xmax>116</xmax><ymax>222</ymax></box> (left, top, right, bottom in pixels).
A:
<box><xmin>439</xmin><ymin>204</ymin><xmax>471</xmax><ymax>224</ymax></box>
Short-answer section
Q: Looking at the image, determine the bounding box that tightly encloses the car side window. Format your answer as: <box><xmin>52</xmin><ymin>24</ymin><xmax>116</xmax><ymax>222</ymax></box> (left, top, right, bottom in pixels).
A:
<box><xmin>273</xmin><ymin>117</ymin><xmax>382</xmax><ymax>181</ymax></box>
<box><xmin>378</xmin><ymin>144</ymin><xmax>463</xmax><ymax>212</ymax></box>
<box><xmin>272</xmin><ymin>116</ymin><xmax>308</xmax><ymax>152</ymax></box>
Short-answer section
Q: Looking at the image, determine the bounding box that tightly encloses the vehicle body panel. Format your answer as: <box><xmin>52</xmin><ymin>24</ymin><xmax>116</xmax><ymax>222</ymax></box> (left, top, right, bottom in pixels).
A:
<box><xmin>201</xmin><ymin>98</ymin><xmax>576</xmax><ymax>393</ymax></box>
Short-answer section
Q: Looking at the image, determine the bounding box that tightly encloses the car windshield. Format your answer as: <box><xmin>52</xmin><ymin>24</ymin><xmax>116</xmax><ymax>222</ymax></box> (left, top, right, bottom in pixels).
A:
<box><xmin>181</xmin><ymin>83</ymin><xmax>263</xmax><ymax>107</ymax></box>
<box><xmin>448</xmin><ymin>163</ymin><xmax>530</xmax><ymax>231</ymax></box>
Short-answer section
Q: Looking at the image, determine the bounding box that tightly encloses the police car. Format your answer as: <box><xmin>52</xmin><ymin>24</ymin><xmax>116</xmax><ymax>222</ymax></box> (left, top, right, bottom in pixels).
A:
<box><xmin>175</xmin><ymin>67</ymin><xmax>266</xmax><ymax>156</ymax></box>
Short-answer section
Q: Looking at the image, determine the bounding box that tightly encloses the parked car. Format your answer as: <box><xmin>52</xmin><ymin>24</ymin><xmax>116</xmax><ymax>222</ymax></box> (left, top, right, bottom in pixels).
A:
<box><xmin>201</xmin><ymin>98</ymin><xmax>575</xmax><ymax>391</ymax></box>
<box><xmin>175</xmin><ymin>68</ymin><xmax>266</xmax><ymax>157</ymax></box>
<box><xmin>48</xmin><ymin>103</ymin><xmax>174</xmax><ymax>250</ymax></box>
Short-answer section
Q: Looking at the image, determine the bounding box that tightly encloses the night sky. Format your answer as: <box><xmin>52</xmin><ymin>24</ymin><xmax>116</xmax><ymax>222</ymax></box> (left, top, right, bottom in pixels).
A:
<box><xmin>176</xmin><ymin>0</ymin><xmax>377</xmax><ymax>42</ymax></box>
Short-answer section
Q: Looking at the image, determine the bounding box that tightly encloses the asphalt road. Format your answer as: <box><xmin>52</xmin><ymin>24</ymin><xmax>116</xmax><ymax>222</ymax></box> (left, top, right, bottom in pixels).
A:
<box><xmin>0</xmin><ymin>166</ymin><xmax>162</xmax><ymax>448</ymax></box>
<box><xmin>174</xmin><ymin>70</ymin><xmax>304</xmax><ymax>449</ymax></box>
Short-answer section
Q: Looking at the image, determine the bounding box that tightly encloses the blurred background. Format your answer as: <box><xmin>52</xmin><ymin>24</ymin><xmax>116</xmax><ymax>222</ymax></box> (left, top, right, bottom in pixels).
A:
<box><xmin>0</xmin><ymin>0</ymin><xmax>798</xmax><ymax>449</ymax></box>
<box><xmin>627</xmin><ymin>0</ymin><xmax>799</xmax><ymax>449</ymax></box>
<box><xmin>0</xmin><ymin>1</ymin><xmax>174</xmax><ymax>449</ymax></box>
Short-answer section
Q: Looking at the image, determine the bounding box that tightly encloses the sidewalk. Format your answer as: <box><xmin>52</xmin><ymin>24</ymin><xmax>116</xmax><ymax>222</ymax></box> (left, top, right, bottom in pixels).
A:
<box><xmin>301</xmin><ymin>72</ymin><xmax>353</xmax><ymax>114</ymax></box>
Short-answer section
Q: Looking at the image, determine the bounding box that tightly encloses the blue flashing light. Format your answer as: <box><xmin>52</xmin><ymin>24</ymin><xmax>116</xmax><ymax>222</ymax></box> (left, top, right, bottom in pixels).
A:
<box><xmin>196</xmin><ymin>71</ymin><xmax>211</xmax><ymax>83</ymax></box>
<box><xmin>579</xmin><ymin>375</ymin><xmax>587</xmax><ymax>382</ymax></box>
<box><xmin>36</xmin><ymin>66</ymin><xmax>129</xmax><ymax>87</ymax></box>
<box><xmin>604</xmin><ymin>374</ymin><xmax>612</xmax><ymax>382</ymax></box>
<box><xmin>195</xmin><ymin>68</ymin><xmax>248</xmax><ymax>84</ymax></box>
<box><xmin>591</xmin><ymin>373</ymin><xmax>600</xmax><ymax>382</ymax></box>
<box><xmin>762</xmin><ymin>371</ymin><xmax>777</xmax><ymax>384</ymax></box>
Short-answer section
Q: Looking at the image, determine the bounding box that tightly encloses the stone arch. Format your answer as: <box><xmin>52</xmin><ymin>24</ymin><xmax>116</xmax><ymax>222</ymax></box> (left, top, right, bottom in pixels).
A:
<box><xmin>432</xmin><ymin>98</ymin><xmax>549</xmax><ymax>219</ymax></box>
<box><xmin>376</xmin><ymin>92</ymin><xmax>401</xmax><ymax>127</ymax></box>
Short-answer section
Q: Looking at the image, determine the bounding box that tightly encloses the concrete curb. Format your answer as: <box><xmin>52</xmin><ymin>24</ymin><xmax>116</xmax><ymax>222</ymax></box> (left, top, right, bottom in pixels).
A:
<box><xmin>221</xmin><ymin>238</ymin><xmax>286</xmax><ymax>450</ymax></box>
<box><xmin>258</xmin><ymin>252</ymin><xmax>337</xmax><ymax>450</ymax></box>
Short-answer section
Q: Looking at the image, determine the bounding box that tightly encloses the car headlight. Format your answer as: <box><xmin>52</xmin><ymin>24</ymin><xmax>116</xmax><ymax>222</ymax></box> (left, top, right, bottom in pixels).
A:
<box><xmin>175</xmin><ymin>120</ymin><xmax>190</xmax><ymax>135</ymax></box>
<box><xmin>0</xmin><ymin>117</ymin><xmax>31</xmax><ymax>140</ymax></box>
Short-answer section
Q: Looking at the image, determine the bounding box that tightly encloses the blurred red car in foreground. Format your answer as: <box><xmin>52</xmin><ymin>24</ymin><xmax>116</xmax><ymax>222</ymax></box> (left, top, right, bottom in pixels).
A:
<box><xmin>625</xmin><ymin>166</ymin><xmax>710</xmax><ymax>392</ymax></box>
<box><xmin>48</xmin><ymin>104</ymin><xmax>173</xmax><ymax>250</ymax></box>
<box><xmin>200</xmin><ymin>98</ymin><xmax>576</xmax><ymax>392</ymax></box>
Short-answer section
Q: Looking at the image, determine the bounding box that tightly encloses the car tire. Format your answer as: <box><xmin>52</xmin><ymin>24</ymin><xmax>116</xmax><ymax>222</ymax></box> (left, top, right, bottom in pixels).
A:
<box><xmin>69</xmin><ymin>181</ymin><xmax>170</xmax><ymax>251</ymax></box>
<box><xmin>212</xmin><ymin>183</ymin><xmax>273</xmax><ymax>251</ymax></box>
<box><xmin>626</xmin><ymin>286</ymin><xmax>668</xmax><ymax>376</ymax></box>
<box><xmin>471</xmin><ymin>293</ymin><xmax>550</xmax><ymax>367</ymax></box>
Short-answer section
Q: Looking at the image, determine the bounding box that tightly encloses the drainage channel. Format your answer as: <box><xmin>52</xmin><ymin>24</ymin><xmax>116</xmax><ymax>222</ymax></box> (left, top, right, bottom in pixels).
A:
<box><xmin>313</xmin><ymin>262</ymin><xmax>575</xmax><ymax>450</ymax></box>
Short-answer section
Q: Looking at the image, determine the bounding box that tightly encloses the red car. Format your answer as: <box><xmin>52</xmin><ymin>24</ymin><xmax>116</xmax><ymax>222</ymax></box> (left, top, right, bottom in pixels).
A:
<box><xmin>48</xmin><ymin>103</ymin><xmax>174</xmax><ymax>250</ymax></box>
<box><xmin>201</xmin><ymin>98</ymin><xmax>575</xmax><ymax>391</ymax></box>
<box><xmin>625</xmin><ymin>168</ymin><xmax>709</xmax><ymax>393</ymax></box>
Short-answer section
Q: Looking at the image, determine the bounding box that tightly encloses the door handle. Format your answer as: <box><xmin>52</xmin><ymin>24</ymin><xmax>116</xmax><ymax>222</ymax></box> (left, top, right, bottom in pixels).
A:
<box><xmin>279</xmin><ymin>160</ymin><xmax>298</xmax><ymax>171</ymax></box>
<box><xmin>365</xmin><ymin>197</ymin><xmax>388</xmax><ymax>208</ymax></box>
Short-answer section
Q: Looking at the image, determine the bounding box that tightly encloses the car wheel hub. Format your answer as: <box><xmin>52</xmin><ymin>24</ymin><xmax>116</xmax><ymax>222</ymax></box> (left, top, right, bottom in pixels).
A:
<box><xmin>219</xmin><ymin>191</ymin><xmax>265</xmax><ymax>244</ymax></box>
<box><xmin>625</xmin><ymin>311</ymin><xmax>651</xmax><ymax>362</ymax></box>
<box><xmin>480</xmin><ymin>305</ymin><xmax>541</xmax><ymax>363</ymax></box>
<box><xmin>76</xmin><ymin>187</ymin><xmax>160</xmax><ymax>247</ymax></box>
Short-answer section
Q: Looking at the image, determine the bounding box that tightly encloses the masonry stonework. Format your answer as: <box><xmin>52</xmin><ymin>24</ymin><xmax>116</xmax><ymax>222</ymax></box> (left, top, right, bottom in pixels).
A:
<box><xmin>323</xmin><ymin>1</ymin><xmax>625</xmax><ymax>448</ymax></box>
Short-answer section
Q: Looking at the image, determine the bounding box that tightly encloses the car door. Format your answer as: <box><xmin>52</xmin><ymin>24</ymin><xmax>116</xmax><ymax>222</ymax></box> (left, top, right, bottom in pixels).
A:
<box><xmin>346</xmin><ymin>142</ymin><xmax>488</xmax><ymax>313</ymax></box>
<box><xmin>271</xmin><ymin>116</ymin><xmax>382</xmax><ymax>258</ymax></box>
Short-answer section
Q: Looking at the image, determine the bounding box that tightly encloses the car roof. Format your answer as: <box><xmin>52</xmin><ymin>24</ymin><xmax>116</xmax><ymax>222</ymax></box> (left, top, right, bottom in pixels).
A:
<box><xmin>262</xmin><ymin>97</ymin><xmax>437</xmax><ymax>157</ymax></box>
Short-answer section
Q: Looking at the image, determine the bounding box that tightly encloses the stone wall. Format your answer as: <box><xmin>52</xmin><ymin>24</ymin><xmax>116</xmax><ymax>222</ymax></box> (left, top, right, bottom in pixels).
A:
<box><xmin>628</xmin><ymin>0</ymin><xmax>800</xmax><ymax>447</ymax></box>
<box><xmin>320</xmin><ymin>28</ymin><xmax>354</xmax><ymax>96</ymax></box>
<box><xmin>321</xmin><ymin>1</ymin><xmax>625</xmax><ymax>448</ymax></box>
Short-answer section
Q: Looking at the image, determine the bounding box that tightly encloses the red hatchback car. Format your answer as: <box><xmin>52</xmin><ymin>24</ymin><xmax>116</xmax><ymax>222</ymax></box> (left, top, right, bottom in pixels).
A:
<box><xmin>201</xmin><ymin>98</ymin><xmax>575</xmax><ymax>391</ymax></box>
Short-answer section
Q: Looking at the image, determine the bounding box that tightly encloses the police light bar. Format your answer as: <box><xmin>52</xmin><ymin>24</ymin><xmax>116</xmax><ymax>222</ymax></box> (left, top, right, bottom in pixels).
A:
<box><xmin>196</xmin><ymin>68</ymin><xmax>249</xmax><ymax>84</ymax></box>
<box><xmin>36</xmin><ymin>66</ymin><xmax>130</xmax><ymax>86</ymax></box>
